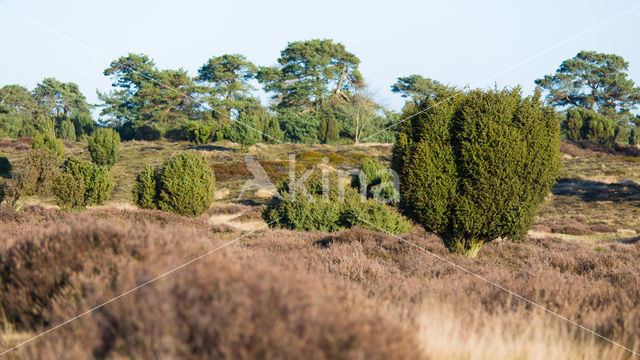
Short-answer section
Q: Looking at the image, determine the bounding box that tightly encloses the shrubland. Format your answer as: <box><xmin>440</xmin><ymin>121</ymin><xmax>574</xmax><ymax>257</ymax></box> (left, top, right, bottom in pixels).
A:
<box><xmin>0</xmin><ymin>205</ymin><xmax>637</xmax><ymax>359</ymax></box>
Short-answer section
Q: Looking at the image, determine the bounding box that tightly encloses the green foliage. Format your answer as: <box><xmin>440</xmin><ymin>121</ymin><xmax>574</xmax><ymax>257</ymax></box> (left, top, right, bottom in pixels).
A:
<box><xmin>132</xmin><ymin>166</ymin><xmax>158</xmax><ymax>209</ymax></box>
<box><xmin>31</xmin><ymin>132</ymin><xmax>64</xmax><ymax>158</ymax></box>
<box><xmin>262</xmin><ymin>116</ymin><xmax>284</xmax><ymax>144</ymax></box>
<box><xmin>33</xmin><ymin>78</ymin><xmax>91</xmax><ymax>120</ymax></box>
<box><xmin>613</xmin><ymin>122</ymin><xmax>631</xmax><ymax>145</ymax></box>
<box><xmin>228</xmin><ymin>113</ymin><xmax>263</xmax><ymax>146</ymax></box>
<box><xmin>155</xmin><ymin>153</ymin><xmax>215</xmax><ymax>217</ymax></box>
<box><xmin>0</xmin><ymin>150</ymin><xmax>61</xmax><ymax>209</ymax></box>
<box><xmin>88</xmin><ymin>128</ymin><xmax>121</xmax><ymax>167</ymax></box>
<box><xmin>55</xmin><ymin>158</ymin><xmax>114</xmax><ymax>209</ymax></box>
<box><xmin>0</xmin><ymin>157</ymin><xmax>11</xmax><ymax>177</ymax></box>
<box><xmin>263</xmin><ymin>171</ymin><xmax>411</xmax><ymax>234</ymax></box>
<box><xmin>182</xmin><ymin>121</ymin><xmax>212</xmax><ymax>144</ymax></box>
<box><xmin>0</xmin><ymin>85</ymin><xmax>37</xmax><ymax>138</ymax></box>
<box><xmin>536</xmin><ymin>51</ymin><xmax>640</xmax><ymax>114</ymax></box>
<box><xmin>52</xmin><ymin>172</ymin><xmax>85</xmax><ymax>211</ymax></box>
<box><xmin>99</xmin><ymin>53</ymin><xmax>200</xmax><ymax>128</ymax></box>
<box><xmin>258</xmin><ymin>39</ymin><xmax>363</xmax><ymax>112</ymax></box>
<box><xmin>393</xmin><ymin>87</ymin><xmax>560</xmax><ymax>256</ymax></box>
<box><xmin>630</xmin><ymin>127</ymin><xmax>640</xmax><ymax>146</ymax></box>
<box><xmin>564</xmin><ymin>108</ymin><xmax>615</xmax><ymax>145</ymax></box>
<box><xmin>276</xmin><ymin>109</ymin><xmax>319</xmax><ymax>143</ymax></box>
<box><xmin>59</xmin><ymin>120</ymin><xmax>76</xmax><ymax>141</ymax></box>
<box><xmin>355</xmin><ymin>158</ymin><xmax>398</xmax><ymax>203</ymax></box>
<box><xmin>317</xmin><ymin>108</ymin><xmax>339</xmax><ymax>143</ymax></box>
<box><xmin>563</xmin><ymin>109</ymin><xmax>583</xmax><ymax>141</ymax></box>
<box><xmin>391</xmin><ymin>75</ymin><xmax>449</xmax><ymax>101</ymax></box>
<box><xmin>116</xmin><ymin>122</ymin><xmax>163</xmax><ymax>141</ymax></box>
<box><xmin>196</xmin><ymin>54</ymin><xmax>261</xmax><ymax>120</ymax></box>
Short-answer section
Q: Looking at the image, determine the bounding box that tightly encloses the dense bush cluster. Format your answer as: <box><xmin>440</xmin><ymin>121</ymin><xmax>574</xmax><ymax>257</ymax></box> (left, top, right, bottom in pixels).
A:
<box><xmin>181</xmin><ymin>120</ymin><xmax>213</xmax><ymax>144</ymax></box>
<box><xmin>132</xmin><ymin>153</ymin><xmax>215</xmax><ymax>216</ymax></box>
<box><xmin>31</xmin><ymin>132</ymin><xmax>64</xmax><ymax>158</ymax></box>
<box><xmin>88</xmin><ymin>128</ymin><xmax>120</xmax><ymax>166</ymax></box>
<box><xmin>263</xmin><ymin>170</ymin><xmax>411</xmax><ymax>234</ymax></box>
<box><xmin>0</xmin><ymin>150</ymin><xmax>61</xmax><ymax>209</ymax></box>
<box><xmin>53</xmin><ymin>158</ymin><xmax>114</xmax><ymax>210</ymax></box>
<box><xmin>0</xmin><ymin>80</ymin><xmax>95</xmax><ymax>140</ymax></box>
<box><xmin>393</xmin><ymin>88</ymin><xmax>560</xmax><ymax>256</ymax></box>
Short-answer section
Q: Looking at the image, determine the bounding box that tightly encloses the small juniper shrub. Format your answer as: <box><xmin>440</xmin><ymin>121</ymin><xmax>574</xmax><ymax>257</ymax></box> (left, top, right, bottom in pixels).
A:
<box><xmin>132</xmin><ymin>165</ymin><xmax>157</xmax><ymax>210</ymax></box>
<box><xmin>51</xmin><ymin>172</ymin><xmax>85</xmax><ymax>211</ymax></box>
<box><xmin>88</xmin><ymin>128</ymin><xmax>120</xmax><ymax>167</ymax></box>
<box><xmin>0</xmin><ymin>150</ymin><xmax>61</xmax><ymax>209</ymax></box>
<box><xmin>228</xmin><ymin>112</ymin><xmax>262</xmax><ymax>146</ymax></box>
<box><xmin>132</xmin><ymin>153</ymin><xmax>215</xmax><ymax>217</ymax></box>
<box><xmin>263</xmin><ymin>169</ymin><xmax>411</xmax><ymax>234</ymax></box>
<box><xmin>53</xmin><ymin>158</ymin><xmax>114</xmax><ymax>210</ymax></box>
<box><xmin>182</xmin><ymin>121</ymin><xmax>212</xmax><ymax>144</ymax></box>
<box><xmin>31</xmin><ymin>132</ymin><xmax>64</xmax><ymax>158</ymax></box>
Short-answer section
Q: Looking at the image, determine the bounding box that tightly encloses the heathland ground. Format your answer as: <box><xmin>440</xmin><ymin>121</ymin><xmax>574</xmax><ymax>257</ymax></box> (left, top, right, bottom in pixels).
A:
<box><xmin>1</xmin><ymin>138</ymin><xmax>639</xmax><ymax>359</ymax></box>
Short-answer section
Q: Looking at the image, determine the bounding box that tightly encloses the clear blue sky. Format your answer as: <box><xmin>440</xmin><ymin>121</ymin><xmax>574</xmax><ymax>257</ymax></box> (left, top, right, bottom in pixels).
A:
<box><xmin>1</xmin><ymin>0</ymin><xmax>639</xmax><ymax>116</ymax></box>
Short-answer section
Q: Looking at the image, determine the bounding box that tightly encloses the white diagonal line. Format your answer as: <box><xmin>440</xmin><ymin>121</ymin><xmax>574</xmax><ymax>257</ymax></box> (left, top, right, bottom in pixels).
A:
<box><xmin>0</xmin><ymin>219</ymin><xmax>279</xmax><ymax>356</ymax></box>
<box><xmin>357</xmin><ymin>216</ymin><xmax>640</xmax><ymax>358</ymax></box>
<box><xmin>0</xmin><ymin>2</ymin><xmax>281</xmax><ymax>144</ymax></box>
<box><xmin>360</xmin><ymin>3</ymin><xmax>640</xmax><ymax>143</ymax></box>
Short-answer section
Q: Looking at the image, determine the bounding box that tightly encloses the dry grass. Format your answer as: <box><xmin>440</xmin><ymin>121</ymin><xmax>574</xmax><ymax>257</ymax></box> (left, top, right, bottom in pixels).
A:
<box><xmin>2</xmin><ymin>207</ymin><xmax>637</xmax><ymax>358</ymax></box>
<box><xmin>1</xmin><ymin>139</ymin><xmax>640</xmax><ymax>359</ymax></box>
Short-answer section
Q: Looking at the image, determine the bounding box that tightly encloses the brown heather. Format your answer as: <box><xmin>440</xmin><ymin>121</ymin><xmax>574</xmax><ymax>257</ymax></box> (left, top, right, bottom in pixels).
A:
<box><xmin>0</xmin><ymin>204</ymin><xmax>638</xmax><ymax>359</ymax></box>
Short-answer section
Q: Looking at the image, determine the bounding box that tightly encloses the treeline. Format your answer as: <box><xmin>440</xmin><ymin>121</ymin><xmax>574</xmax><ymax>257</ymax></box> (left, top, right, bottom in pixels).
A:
<box><xmin>0</xmin><ymin>79</ymin><xmax>95</xmax><ymax>140</ymax></box>
<box><xmin>1</xmin><ymin>43</ymin><xmax>639</xmax><ymax>146</ymax></box>
<box><xmin>536</xmin><ymin>51</ymin><xmax>640</xmax><ymax>146</ymax></box>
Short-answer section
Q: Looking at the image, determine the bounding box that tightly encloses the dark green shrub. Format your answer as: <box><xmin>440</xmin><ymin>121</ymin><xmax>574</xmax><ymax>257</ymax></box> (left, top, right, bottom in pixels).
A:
<box><xmin>276</xmin><ymin>109</ymin><xmax>319</xmax><ymax>143</ymax></box>
<box><xmin>318</xmin><ymin>114</ymin><xmax>338</xmax><ymax>143</ymax></box>
<box><xmin>54</xmin><ymin>158</ymin><xmax>113</xmax><ymax>209</ymax></box>
<box><xmin>0</xmin><ymin>157</ymin><xmax>11</xmax><ymax>177</ymax></box>
<box><xmin>116</xmin><ymin>121</ymin><xmax>137</xmax><ymax>141</ymax></box>
<box><xmin>132</xmin><ymin>165</ymin><xmax>157</xmax><ymax>209</ymax></box>
<box><xmin>564</xmin><ymin>108</ymin><xmax>615</xmax><ymax>145</ymax></box>
<box><xmin>52</xmin><ymin>172</ymin><xmax>85</xmax><ymax>211</ymax></box>
<box><xmin>183</xmin><ymin>121</ymin><xmax>212</xmax><ymax>144</ymax></box>
<box><xmin>88</xmin><ymin>128</ymin><xmax>120</xmax><ymax>167</ymax></box>
<box><xmin>263</xmin><ymin>170</ymin><xmax>411</xmax><ymax>234</ymax></box>
<box><xmin>118</xmin><ymin>122</ymin><xmax>162</xmax><ymax>141</ymax></box>
<box><xmin>155</xmin><ymin>153</ymin><xmax>215</xmax><ymax>217</ymax></box>
<box><xmin>213</xmin><ymin>123</ymin><xmax>230</xmax><ymax>142</ymax></box>
<box><xmin>355</xmin><ymin>158</ymin><xmax>398</xmax><ymax>203</ymax></box>
<box><xmin>136</xmin><ymin>124</ymin><xmax>162</xmax><ymax>141</ymax></box>
<box><xmin>630</xmin><ymin>127</ymin><xmax>640</xmax><ymax>146</ymax></box>
<box><xmin>393</xmin><ymin>88</ymin><xmax>560</xmax><ymax>256</ymax></box>
<box><xmin>614</xmin><ymin>123</ymin><xmax>631</xmax><ymax>145</ymax></box>
<box><xmin>563</xmin><ymin>109</ymin><xmax>583</xmax><ymax>141</ymax></box>
<box><xmin>0</xmin><ymin>150</ymin><xmax>61</xmax><ymax>209</ymax></box>
<box><xmin>262</xmin><ymin>116</ymin><xmax>284</xmax><ymax>144</ymax></box>
<box><xmin>228</xmin><ymin>113</ymin><xmax>262</xmax><ymax>146</ymax></box>
<box><xmin>31</xmin><ymin>132</ymin><xmax>64</xmax><ymax>158</ymax></box>
<box><xmin>59</xmin><ymin>120</ymin><xmax>76</xmax><ymax>141</ymax></box>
